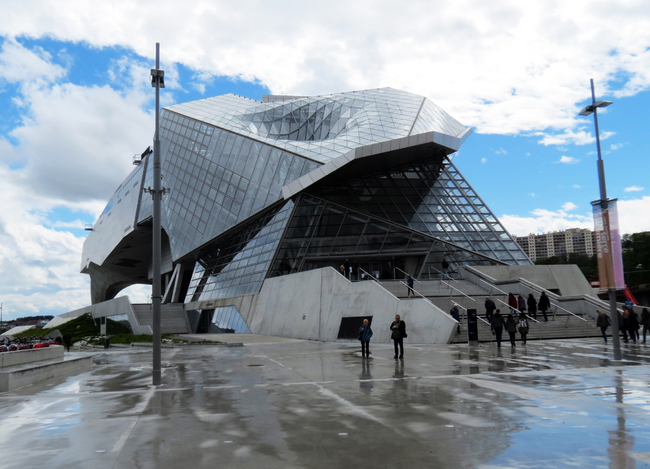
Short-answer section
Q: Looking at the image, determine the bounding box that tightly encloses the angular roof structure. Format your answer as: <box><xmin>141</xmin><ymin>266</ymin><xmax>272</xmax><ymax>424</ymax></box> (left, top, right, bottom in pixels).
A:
<box><xmin>81</xmin><ymin>88</ymin><xmax>530</xmax><ymax>306</ymax></box>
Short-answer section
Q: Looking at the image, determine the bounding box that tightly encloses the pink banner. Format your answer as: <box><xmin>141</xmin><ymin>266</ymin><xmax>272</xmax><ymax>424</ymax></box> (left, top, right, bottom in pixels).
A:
<box><xmin>592</xmin><ymin>200</ymin><xmax>625</xmax><ymax>290</ymax></box>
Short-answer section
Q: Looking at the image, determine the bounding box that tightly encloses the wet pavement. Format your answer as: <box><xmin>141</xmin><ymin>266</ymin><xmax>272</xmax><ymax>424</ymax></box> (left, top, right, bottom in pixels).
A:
<box><xmin>1</xmin><ymin>339</ymin><xmax>650</xmax><ymax>468</ymax></box>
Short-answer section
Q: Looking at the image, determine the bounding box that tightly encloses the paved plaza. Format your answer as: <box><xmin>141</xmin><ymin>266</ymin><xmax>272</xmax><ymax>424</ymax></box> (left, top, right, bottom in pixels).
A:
<box><xmin>1</xmin><ymin>337</ymin><xmax>650</xmax><ymax>468</ymax></box>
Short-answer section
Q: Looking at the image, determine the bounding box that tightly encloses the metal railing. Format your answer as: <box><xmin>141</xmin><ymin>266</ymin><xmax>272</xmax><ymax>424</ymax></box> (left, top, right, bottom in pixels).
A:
<box><xmin>359</xmin><ymin>267</ymin><xmax>381</xmax><ymax>284</ymax></box>
<box><xmin>516</xmin><ymin>278</ymin><xmax>588</xmax><ymax>324</ymax></box>
<box><xmin>451</xmin><ymin>302</ymin><xmax>490</xmax><ymax>325</ymax></box>
<box><xmin>396</xmin><ymin>280</ymin><xmax>436</xmax><ymax>307</ymax></box>
<box><xmin>428</xmin><ymin>266</ymin><xmax>457</xmax><ymax>281</ymax></box>
<box><xmin>394</xmin><ymin>266</ymin><xmax>421</xmax><ymax>283</ymax></box>
<box><xmin>441</xmin><ymin>280</ymin><xmax>476</xmax><ymax>303</ymax></box>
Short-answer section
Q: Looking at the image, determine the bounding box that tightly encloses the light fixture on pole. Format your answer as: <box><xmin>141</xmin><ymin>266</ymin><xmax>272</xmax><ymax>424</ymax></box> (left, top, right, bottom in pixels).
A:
<box><xmin>579</xmin><ymin>79</ymin><xmax>623</xmax><ymax>361</ymax></box>
<box><xmin>149</xmin><ymin>44</ymin><xmax>165</xmax><ymax>385</ymax></box>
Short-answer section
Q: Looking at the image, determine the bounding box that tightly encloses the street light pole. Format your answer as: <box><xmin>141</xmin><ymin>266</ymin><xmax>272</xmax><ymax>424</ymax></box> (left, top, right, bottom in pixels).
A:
<box><xmin>150</xmin><ymin>44</ymin><xmax>165</xmax><ymax>385</ymax></box>
<box><xmin>580</xmin><ymin>79</ymin><xmax>621</xmax><ymax>361</ymax></box>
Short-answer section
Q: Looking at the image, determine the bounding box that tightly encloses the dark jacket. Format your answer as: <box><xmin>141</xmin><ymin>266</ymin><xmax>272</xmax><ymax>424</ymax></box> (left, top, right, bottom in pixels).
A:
<box><xmin>596</xmin><ymin>314</ymin><xmax>609</xmax><ymax>328</ymax></box>
<box><xmin>390</xmin><ymin>320</ymin><xmax>406</xmax><ymax>340</ymax></box>
<box><xmin>358</xmin><ymin>324</ymin><xmax>373</xmax><ymax>342</ymax></box>
<box><xmin>517</xmin><ymin>296</ymin><xmax>526</xmax><ymax>311</ymax></box>
<box><xmin>641</xmin><ymin>309</ymin><xmax>650</xmax><ymax>326</ymax></box>
<box><xmin>505</xmin><ymin>317</ymin><xmax>517</xmax><ymax>333</ymax></box>
<box><xmin>491</xmin><ymin>314</ymin><xmax>505</xmax><ymax>330</ymax></box>
<box><xmin>508</xmin><ymin>294</ymin><xmax>517</xmax><ymax>309</ymax></box>
<box><xmin>527</xmin><ymin>295</ymin><xmax>537</xmax><ymax>313</ymax></box>
<box><xmin>538</xmin><ymin>293</ymin><xmax>550</xmax><ymax>311</ymax></box>
<box><xmin>450</xmin><ymin>306</ymin><xmax>460</xmax><ymax>321</ymax></box>
<box><xmin>628</xmin><ymin>311</ymin><xmax>640</xmax><ymax>331</ymax></box>
<box><xmin>485</xmin><ymin>299</ymin><xmax>496</xmax><ymax>311</ymax></box>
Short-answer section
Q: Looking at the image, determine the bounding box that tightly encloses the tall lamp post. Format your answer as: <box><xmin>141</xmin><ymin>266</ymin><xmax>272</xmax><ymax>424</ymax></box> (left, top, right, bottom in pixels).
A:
<box><xmin>579</xmin><ymin>79</ymin><xmax>622</xmax><ymax>361</ymax></box>
<box><xmin>150</xmin><ymin>44</ymin><xmax>165</xmax><ymax>385</ymax></box>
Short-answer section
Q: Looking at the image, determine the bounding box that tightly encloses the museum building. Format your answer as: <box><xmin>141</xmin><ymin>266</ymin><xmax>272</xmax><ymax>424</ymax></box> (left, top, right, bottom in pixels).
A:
<box><xmin>80</xmin><ymin>88</ymin><xmax>533</xmax><ymax>340</ymax></box>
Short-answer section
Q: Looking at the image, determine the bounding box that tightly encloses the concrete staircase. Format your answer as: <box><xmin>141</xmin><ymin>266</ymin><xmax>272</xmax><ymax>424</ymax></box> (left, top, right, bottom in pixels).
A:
<box><xmin>376</xmin><ymin>278</ymin><xmax>604</xmax><ymax>343</ymax></box>
<box><xmin>132</xmin><ymin>303</ymin><xmax>189</xmax><ymax>334</ymax></box>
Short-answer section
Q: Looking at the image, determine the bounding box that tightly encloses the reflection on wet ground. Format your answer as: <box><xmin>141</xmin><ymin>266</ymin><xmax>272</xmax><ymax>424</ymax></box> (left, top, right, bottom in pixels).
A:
<box><xmin>1</xmin><ymin>339</ymin><xmax>650</xmax><ymax>468</ymax></box>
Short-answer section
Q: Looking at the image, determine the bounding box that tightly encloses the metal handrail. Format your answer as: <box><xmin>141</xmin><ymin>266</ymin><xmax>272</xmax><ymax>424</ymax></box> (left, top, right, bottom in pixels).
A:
<box><xmin>397</xmin><ymin>280</ymin><xmax>435</xmax><ymax>307</ymax></box>
<box><xmin>516</xmin><ymin>279</ymin><xmax>588</xmax><ymax>323</ymax></box>
<box><xmin>440</xmin><ymin>280</ymin><xmax>476</xmax><ymax>302</ymax></box>
<box><xmin>394</xmin><ymin>266</ymin><xmax>421</xmax><ymax>283</ymax></box>
<box><xmin>478</xmin><ymin>278</ymin><xmax>508</xmax><ymax>296</ymax></box>
<box><xmin>429</xmin><ymin>265</ymin><xmax>456</xmax><ymax>281</ymax></box>
<box><xmin>449</xmin><ymin>301</ymin><xmax>490</xmax><ymax>325</ymax></box>
<box><xmin>359</xmin><ymin>267</ymin><xmax>381</xmax><ymax>284</ymax></box>
<box><xmin>490</xmin><ymin>298</ymin><xmax>540</xmax><ymax>324</ymax></box>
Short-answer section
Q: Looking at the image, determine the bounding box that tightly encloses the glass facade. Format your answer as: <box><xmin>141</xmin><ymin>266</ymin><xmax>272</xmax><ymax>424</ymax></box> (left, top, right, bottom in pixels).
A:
<box><xmin>186</xmin><ymin>201</ymin><xmax>294</xmax><ymax>302</ymax></box>
<box><xmin>270</xmin><ymin>195</ymin><xmax>500</xmax><ymax>280</ymax></box>
<box><xmin>310</xmin><ymin>158</ymin><xmax>529</xmax><ymax>264</ymax></box>
<box><xmin>82</xmin><ymin>87</ymin><xmax>531</xmax><ymax>311</ymax></box>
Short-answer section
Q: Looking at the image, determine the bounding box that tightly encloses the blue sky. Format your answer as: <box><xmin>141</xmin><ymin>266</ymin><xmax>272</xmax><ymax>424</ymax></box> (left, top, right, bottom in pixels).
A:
<box><xmin>1</xmin><ymin>1</ymin><xmax>649</xmax><ymax>320</ymax></box>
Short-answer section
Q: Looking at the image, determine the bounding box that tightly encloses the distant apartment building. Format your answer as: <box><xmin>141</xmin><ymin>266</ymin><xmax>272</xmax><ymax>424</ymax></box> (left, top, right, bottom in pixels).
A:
<box><xmin>515</xmin><ymin>228</ymin><xmax>596</xmax><ymax>261</ymax></box>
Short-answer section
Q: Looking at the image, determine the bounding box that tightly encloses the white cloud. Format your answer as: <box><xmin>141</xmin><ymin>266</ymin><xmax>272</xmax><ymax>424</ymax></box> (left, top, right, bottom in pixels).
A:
<box><xmin>555</xmin><ymin>155</ymin><xmax>580</xmax><ymax>164</ymax></box>
<box><xmin>573</xmin><ymin>184</ymin><xmax>581</xmax><ymax>189</ymax></box>
<box><xmin>0</xmin><ymin>1</ymin><xmax>648</xmax><ymax>137</ymax></box>
<box><xmin>481</xmin><ymin>158</ymin><xmax>487</xmax><ymax>164</ymax></box>
<box><xmin>562</xmin><ymin>202</ymin><xmax>578</xmax><ymax>211</ymax></box>
<box><xmin>502</xmin><ymin>196</ymin><xmax>650</xmax><ymax>236</ymax></box>
<box><xmin>624</xmin><ymin>185</ymin><xmax>644</xmax><ymax>192</ymax></box>
<box><xmin>493</xmin><ymin>147</ymin><xmax>507</xmax><ymax>155</ymax></box>
<box><xmin>0</xmin><ymin>42</ymin><xmax>155</xmax><ymax>320</ymax></box>
<box><xmin>610</xmin><ymin>143</ymin><xmax>624</xmax><ymax>150</ymax></box>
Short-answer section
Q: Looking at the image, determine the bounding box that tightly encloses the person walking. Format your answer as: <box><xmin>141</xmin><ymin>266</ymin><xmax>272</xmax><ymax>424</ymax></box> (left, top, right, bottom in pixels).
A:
<box><xmin>390</xmin><ymin>315</ymin><xmax>407</xmax><ymax>359</ymax></box>
<box><xmin>407</xmin><ymin>275</ymin><xmax>414</xmax><ymax>298</ymax></box>
<box><xmin>619</xmin><ymin>310</ymin><xmax>629</xmax><ymax>343</ymax></box>
<box><xmin>508</xmin><ymin>293</ymin><xmax>518</xmax><ymax>317</ymax></box>
<box><xmin>538</xmin><ymin>291</ymin><xmax>550</xmax><ymax>322</ymax></box>
<box><xmin>442</xmin><ymin>258</ymin><xmax>450</xmax><ymax>279</ymax></box>
<box><xmin>596</xmin><ymin>309</ymin><xmax>610</xmax><ymax>344</ymax></box>
<box><xmin>358</xmin><ymin>319</ymin><xmax>373</xmax><ymax>359</ymax></box>
<box><xmin>517</xmin><ymin>295</ymin><xmax>526</xmax><ymax>316</ymax></box>
<box><xmin>491</xmin><ymin>309</ymin><xmax>505</xmax><ymax>348</ymax></box>
<box><xmin>485</xmin><ymin>296</ymin><xmax>496</xmax><ymax>321</ymax></box>
<box><xmin>505</xmin><ymin>314</ymin><xmax>517</xmax><ymax>347</ymax></box>
<box><xmin>518</xmin><ymin>312</ymin><xmax>530</xmax><ymax>345</ymax></box>
<box><xmin>527</xmin><ymin>294</ymin><xmax>537</xmax><ymax>320</ymax></box>
<box><xmin>450</xmin><ymin>304</ymin><xmax>461</xmax><ymax>333</ymax></box>
<box><xmin>627</xmin><ymin>307</ymin><xmax>640</xmax><ymax>344</ymax></box>
<box><xmin>641</xmin><ymin>308</ymin><xmax>650</xmax><ymax>344</ymax></box>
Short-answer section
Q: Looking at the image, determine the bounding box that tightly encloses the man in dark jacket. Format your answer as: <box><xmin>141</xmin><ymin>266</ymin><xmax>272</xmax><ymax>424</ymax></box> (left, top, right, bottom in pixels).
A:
<box><xmin>490</xmin><ymin>309</ymin><xmax>505</xmax><ymax>348</ymax></box>
<box><xmin>538</xmin><ymin>292</ymin><xmax>550</xmax><ymax>322</ymax></box>
<box><xmin>450</xmin><ymin>305</ymin><xmax>461</xmax><ymax>334</ymax></box>
<box><xmin>390</xmin><ymin>315</ymin><xmax>407</xmax><ymax>359</ymax></box>
<box><xmin>484</xmin><ymin>297</ymin><xmax>496</xmax><ymax>321</ymax></box>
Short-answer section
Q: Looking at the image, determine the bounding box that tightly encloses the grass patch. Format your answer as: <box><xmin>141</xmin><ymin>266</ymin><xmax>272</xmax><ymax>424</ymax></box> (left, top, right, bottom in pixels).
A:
<box><xmin>13</xmin><ymin>313</ymin><xmax>99</xmax><ymax>343</ymax></box>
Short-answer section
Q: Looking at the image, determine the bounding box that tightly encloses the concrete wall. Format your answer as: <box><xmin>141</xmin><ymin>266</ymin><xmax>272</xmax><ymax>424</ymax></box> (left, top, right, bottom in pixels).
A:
<box><xmin>471</xmin><ymin>265</ymin><xmax>597</xmax><ymax>297</ymax></box>
<box><xmin>49</xmin><ymin>296</ymin><xmax>151</xmax><ymax>334</ymax></box>
<box><xmin>0</xmin><ymin>356</ymin><xmax>92</xmax><ymax>392</ymax></box>
<box><xmin>0</xmin><ymin>346</ymin><xmax>64</xmax><ymax>369</ymax></box>
<box><xmin>202</xmin><ymin>267</ymin><xmax>457</xmax><ymax>344</ymax></box>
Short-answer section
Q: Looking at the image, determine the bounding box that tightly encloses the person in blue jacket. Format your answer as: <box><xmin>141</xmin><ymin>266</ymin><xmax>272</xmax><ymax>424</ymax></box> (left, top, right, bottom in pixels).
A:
<box><xmin>358</xmin><ymin>319</ymin><xmax>373</xmax><ymax>359</ymax></box>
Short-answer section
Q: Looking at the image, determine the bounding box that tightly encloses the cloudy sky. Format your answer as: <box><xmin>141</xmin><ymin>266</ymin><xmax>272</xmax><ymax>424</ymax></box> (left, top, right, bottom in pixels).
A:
<box><xmin>1</xmin><ymin>0</ymin><xmax>649</xmax><ymax>320</ymax></box>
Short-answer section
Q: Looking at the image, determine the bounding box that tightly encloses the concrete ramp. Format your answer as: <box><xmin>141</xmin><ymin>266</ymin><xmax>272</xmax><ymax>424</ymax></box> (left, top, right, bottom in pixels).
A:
<box><xmin>132</xmin><ymin>303</ymin><xmax>189</xmax><ymax>334</ymax></box>
<box><xmin>210</xmin><ymin>267</ymin><xmax>458</xmax><ymax>344</ymax></box>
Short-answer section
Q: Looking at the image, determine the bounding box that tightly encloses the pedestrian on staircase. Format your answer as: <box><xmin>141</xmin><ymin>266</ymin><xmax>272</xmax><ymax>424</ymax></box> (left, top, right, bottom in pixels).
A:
<box><xmin>407</xmin><ymin>275</ymin><xmax>414</xmax><ymax>298</ymax></box>
<box><xmin>619</xmin><ymin>310</ymin><xmax>629</xmax><ymax>343</ymax></box>
<box><xmin>485</xmin><ymin>296</ymin><xmax>496</xmax><ymax>321</ymax></box>
<box><xmin>491</xmin><ymin>309</ymin><xmax>505</xmax><ymax>348</ymax></box>
<box><xmin>505</xmin><ymin>314</ymin><xmax>517</xmax><ymax>347</ymax></box>
<box><xmin>518</xmin><ymin>312</ymin><xmax>529</xmax><ymax>345</ymax></box>
<box><xmin>641</xmin><ymin>308</ymin><xmax>650</xmax><ymax>343</ymax></box>
<box><xmin>538</xmin><ymin>292</ymin><xmax>550</xmax><ymax>322</ymax></box>
<box><xmin>596</xmin><ymin>310</ymin><xmax>610</xmax><ymax>344</ymax></box>
<box><xmin>527</xmin><ymin>294</ymin><xmax>537</xmax><ymax>319</ymax></box>
<box><xmin>517</xmin><ymin>295</ymin><xmax>526</xmax><ymax>316</ymax></box>
<box><xmin>508</xmin><ymin>293</ymin><xmax>518</xmax><ymax>317</ymax></box>
<box><xmin>450</xmin><ymin>304</ymin><xmax>461</xmax><ymax>334</ymax></box>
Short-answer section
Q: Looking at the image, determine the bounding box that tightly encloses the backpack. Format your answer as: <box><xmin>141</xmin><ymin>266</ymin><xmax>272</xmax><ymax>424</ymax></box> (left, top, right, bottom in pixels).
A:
<box><xmin>518</xmin><ymin>319</ymin><xmax>527</xmax><ymax>329</ymax></box>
